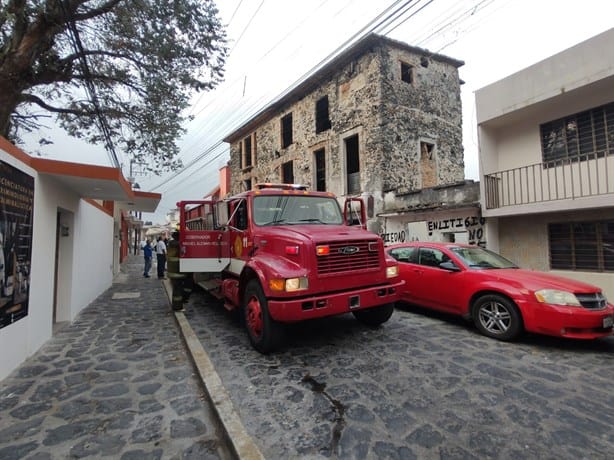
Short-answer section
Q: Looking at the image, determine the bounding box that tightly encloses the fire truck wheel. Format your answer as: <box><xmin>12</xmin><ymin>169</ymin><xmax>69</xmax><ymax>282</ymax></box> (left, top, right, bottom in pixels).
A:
<box><xmin>352</xmin><ymin>303</ymin><xmax>394</xmax><ymax>328</ymax></box>
<box><xmin>243</xmin><ymin>280</ymin><xmax>284</xmax><ymax>353</ymax></box>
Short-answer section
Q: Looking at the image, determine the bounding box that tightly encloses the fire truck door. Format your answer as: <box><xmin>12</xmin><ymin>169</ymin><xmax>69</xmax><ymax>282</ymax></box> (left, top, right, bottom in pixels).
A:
<box><xmin>179</xmin><ymin>201</ymin><xmax>230</xmax><ymax>273</ymax></box>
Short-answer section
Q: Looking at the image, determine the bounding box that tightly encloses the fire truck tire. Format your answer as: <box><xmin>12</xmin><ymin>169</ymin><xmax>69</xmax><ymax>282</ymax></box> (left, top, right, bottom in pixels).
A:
<box><xmin>243</xmin><ymin>280</ymin><xmax>284</xmax><ymax>353</ymax></box>
<box><xmin>353</xmin><ymin>303</ymin><xmax>394</xmax><ymax>327</ymax></box>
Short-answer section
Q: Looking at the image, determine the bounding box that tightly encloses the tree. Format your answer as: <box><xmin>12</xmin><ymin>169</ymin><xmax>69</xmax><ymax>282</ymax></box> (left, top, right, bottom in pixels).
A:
<box><xmin>0</xmin><ymin>0</ymin><xmax>227</xmax><ymax>173</ymax></box>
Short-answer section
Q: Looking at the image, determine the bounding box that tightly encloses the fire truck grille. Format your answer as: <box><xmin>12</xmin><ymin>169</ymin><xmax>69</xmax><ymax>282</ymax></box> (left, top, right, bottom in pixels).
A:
<box><xmin>317</xmin><ymin>240</ymin><xmax>381</xmax><ymax>275</ymax></box>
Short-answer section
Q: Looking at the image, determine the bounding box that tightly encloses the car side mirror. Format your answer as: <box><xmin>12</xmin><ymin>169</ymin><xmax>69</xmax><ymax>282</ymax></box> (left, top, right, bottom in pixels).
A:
<box><xmin>440</xmin><ymin>261</ymin><xmax>461</xmax><ymax>272</ymax></box>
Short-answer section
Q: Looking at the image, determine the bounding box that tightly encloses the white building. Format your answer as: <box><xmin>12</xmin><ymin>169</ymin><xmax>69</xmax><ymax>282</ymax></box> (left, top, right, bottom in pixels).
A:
<box><xmin>0</xmin><ymin>138</ymin><xmax>160</xmax><ymax>380</ymax></box>
<box><xmin>475</xmin><ymin>28</ymin><xmax>614</xmax><ymax>299</ymax></box>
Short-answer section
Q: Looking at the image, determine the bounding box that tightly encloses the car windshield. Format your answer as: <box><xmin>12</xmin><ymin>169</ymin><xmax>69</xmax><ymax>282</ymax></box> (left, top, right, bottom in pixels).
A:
<box><xmin>253</xmin><ymin>195</ymin><xmax>343</xmax><ymax>226</ymax></box>
<box><xmin>450</xmin><ymin>246</ymin><xmax>518</xmax><ymax>269</ymax></box>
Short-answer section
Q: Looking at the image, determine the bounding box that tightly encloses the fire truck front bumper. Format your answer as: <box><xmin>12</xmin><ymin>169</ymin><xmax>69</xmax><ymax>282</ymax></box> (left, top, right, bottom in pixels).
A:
<box><xmin>268</xmin><ymin>280</ymin><xmax>404</xmax><ymax>322</ymax></box>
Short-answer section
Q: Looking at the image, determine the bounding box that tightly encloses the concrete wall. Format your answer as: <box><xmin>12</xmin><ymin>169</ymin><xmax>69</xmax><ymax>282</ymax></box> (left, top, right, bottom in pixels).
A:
<box><xmin>0</xmin><ymin>145</ymin><xmax>114</xmax><ymax>380</ymax></box>
<box><xmin>496</xmin><ymin>210</ymin><xmax>613</xmax><ymax>300</ymax></box>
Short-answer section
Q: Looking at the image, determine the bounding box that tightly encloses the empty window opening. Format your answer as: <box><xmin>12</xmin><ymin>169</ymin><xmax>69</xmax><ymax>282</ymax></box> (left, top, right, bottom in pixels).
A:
<box><xmin>243</xmin><ymin>178</ymin><xmax>252</xmax><ymax>191</ymax></box>
<box><xmin>314</xmin><ymin>148</ymin><xmax>326</xmax><ymax>192</ymax></box>
<box><xmin>401</xmin><ymin>62</ymin><xmax>413</xmax><ymax>84</ymax></box>
<box><xmin>281</xmin><ymin>113</ymin><xmax>293</xmax><ymax>148</ymax></box>
<box><xmin>282</xmin><ymin>160</ymin><xmax>294</xmax><ymax>184</ymax></box>
<box><xmin>243</xmin><ymin>135</ymin><xmax>252</xmax><ymax>168</ymax></box>
<box><xmin>316</xmin><ymin>96</ymin><xmax>331</xmax><ymax>133</ymax></box>
<box><xmin>345</xmin><ymin>134</ymin><xmax>360</xmax><ymax>194</ymax></box>
<box><xmin>420</xmin><ymin>141</ymin><xmax>437</xmax><ymax>188</ymax></box>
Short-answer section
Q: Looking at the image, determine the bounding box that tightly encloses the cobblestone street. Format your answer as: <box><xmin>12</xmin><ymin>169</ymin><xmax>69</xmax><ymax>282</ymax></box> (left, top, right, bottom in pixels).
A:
<box><xmin>1</xmin><ymin>256</ymin><xmax>612</xmax><ymax>460</ymax></box>
<box><xmin>0</xmin><ymin>258</ymin><xmax>232</xmax><ymax>460</ymax></box>
<box><xmin>184</xmin><ymin>289</ymin><xmax>614</xmax><ymax>459</ymax></box>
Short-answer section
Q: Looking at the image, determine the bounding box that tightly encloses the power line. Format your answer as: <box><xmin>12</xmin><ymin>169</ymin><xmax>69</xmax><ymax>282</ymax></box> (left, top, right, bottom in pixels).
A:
<box><xmin>153</xmin><ymin>0</ymin><xmax>505</xmax><ymax>215</ymax></box>
<box><xmin>59</xmin><ymin>0</ymin><xmax>121</xmax><ymax>169</ymax></box>
<box><xmin>154</xmin><ymin>0</ymin><xmax>419</xmax><ymax>196</ymax></box>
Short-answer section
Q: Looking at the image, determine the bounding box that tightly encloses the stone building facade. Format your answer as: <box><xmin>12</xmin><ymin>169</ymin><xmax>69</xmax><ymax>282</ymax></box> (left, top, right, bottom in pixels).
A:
<box><xmin>223</xmin><ymin>34</ymin><xmax>479</xmax><ymax>240</ymax></box>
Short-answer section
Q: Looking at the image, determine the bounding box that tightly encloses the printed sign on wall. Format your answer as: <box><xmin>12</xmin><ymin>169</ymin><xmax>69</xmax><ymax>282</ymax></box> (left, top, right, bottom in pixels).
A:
<box><xmin>0</xmin><ymin>160</ymin><xmax>34</xmax><ymax>329</ymax></box>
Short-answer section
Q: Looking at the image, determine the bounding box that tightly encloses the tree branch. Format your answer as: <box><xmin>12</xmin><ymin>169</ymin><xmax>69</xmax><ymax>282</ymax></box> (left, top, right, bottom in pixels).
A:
<box><xmin>71</xmin><ymin>0</ymin><xmax>125</xmax><ymax>22</ymax></box>
<box><xmin>60</xmin><ymin>48</ymin><xmax>156</xmax><ymax>72</ymax></box>
<box><xmin>20</xmin><ymin>93</ymin><xmax>90</xmax><ymax>115</ymax></box>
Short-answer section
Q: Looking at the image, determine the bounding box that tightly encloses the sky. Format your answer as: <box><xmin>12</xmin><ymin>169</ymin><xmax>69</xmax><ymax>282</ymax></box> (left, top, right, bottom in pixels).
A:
<box><xmin>19</xmin><ymin>0</ymin><xmax>614</xmax><ymax>224</ymax></box>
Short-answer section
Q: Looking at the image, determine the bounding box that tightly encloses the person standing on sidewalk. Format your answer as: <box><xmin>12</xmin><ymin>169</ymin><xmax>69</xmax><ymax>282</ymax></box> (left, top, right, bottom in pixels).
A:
<box><xmin>155</xmin><ymin>236</ymin><xmax>167</xmax><ymax>279</ymax></box>
<box><xmin>143</xmin><ymin>239</ymin><xmax>153</xmax><ymax>278</ymax></box>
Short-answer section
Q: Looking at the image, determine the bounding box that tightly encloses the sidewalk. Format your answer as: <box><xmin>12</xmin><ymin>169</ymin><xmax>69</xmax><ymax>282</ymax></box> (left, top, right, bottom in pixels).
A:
<box><xmin>0</xmin><ymin>255</ymin><xmax>233</xmax><ymax>459</ymax></box>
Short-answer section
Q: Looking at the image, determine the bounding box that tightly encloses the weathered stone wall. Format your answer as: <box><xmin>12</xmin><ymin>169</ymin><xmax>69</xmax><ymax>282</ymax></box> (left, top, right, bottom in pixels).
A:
<box><xmin>376</xmin><ymin>46</ymin><xmax>464</xmax><ymax>195</ymax></box>
<box><xmin>230</xmin><ymin>48</ymin><xmax>383</xmax><ymax>196</ymax></box>
<box><xmin>228</xmin><ymin>39</ymin><xmax>465</xmax><ymax>232</ymax></box>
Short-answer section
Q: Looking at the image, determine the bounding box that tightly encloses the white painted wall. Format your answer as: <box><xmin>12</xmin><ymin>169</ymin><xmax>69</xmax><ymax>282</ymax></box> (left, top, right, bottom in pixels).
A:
<box><xmin>71</xmin><ymin>200</ymin><xmax>114</xmax><ymax>317</ymax></box>
<box><xmin>0</xmin><ymin>148</ymin><xmax>114</xmax><ymax>380</ymax></box>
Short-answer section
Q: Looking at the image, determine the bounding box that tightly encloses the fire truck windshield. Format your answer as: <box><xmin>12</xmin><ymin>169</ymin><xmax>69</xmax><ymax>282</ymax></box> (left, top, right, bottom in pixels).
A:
<box><xmin>253</xmin><ymin>195</ymin><xmax>343</xmax><ymax>226</ymax></box>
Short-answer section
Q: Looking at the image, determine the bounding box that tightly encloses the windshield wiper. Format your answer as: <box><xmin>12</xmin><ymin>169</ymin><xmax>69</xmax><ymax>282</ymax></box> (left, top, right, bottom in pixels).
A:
<box><xmin>261</xmin><ymin>219</ymin><xmax>288</xmax><ymax>226</ymax></box>
<box><xmin>468</xmin><ymin>262</ymin><xmax>498</xmax><ymax>269</ymax></box>
<box><xmin>297</xmin><ymin>218</ymin><xmax>326</xmax><ymax>224</ymax></box>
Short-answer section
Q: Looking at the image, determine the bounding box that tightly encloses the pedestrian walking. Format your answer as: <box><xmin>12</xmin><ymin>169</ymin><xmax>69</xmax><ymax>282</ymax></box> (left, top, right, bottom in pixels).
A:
<box><xmin>156</xmin><ymin>236</ymin><xmax>167</xmax><ymax>279</ymax></box>
<box><xmin>142</xmin><ymin>238</ymin><xmax>153</xmax><ymax>277</ymax></box>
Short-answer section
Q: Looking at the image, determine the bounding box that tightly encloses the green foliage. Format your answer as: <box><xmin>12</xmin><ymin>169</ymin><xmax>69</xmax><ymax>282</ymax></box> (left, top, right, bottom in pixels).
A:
<box><xmin>0</xmin><ymin>0</ymin><xmax>227</xmax><ymax>173</ymax></box>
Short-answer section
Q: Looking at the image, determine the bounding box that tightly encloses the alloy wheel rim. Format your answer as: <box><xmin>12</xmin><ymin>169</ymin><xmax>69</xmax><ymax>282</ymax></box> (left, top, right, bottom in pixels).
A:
<box><xmin>479</xmin><ymin>301</ymin><xmax>511</xmax><ymax>334</ymax></box>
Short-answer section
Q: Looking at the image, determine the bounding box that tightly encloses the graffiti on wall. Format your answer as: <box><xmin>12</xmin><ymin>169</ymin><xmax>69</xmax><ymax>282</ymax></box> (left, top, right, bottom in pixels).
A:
<box><xmin>427</xmin><ymin>215</ymin><xmax>486</xmax><ymax>246</ymax></box>
<box><xmin>380</xmin><ymin>230</ymin><xmax>406</xmax><ymax>244</ymax></box>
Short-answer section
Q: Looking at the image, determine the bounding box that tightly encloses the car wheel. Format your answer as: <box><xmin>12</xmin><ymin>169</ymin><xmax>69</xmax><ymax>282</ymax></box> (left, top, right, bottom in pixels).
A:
<box><xmin>353</xmin><ymin>303</ymin><xmax>394</xmax><ymax>328</ymax></box>
<box><xmin>243</xmin><ymin>279</ymin><xmax>284</xmax><ymax>353</ymax></box>
<box><xmin>472</xmin><ymin>294</ymin><xmax>522</xmax><ymax>341</ymax></box>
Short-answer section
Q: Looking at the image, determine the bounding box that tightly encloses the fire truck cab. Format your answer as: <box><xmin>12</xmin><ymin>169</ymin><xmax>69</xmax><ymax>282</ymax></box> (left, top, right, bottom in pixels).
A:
<box><xmin>176</xmin><ymin>183</ymin><xmax>403</xmax><ymax>353</ymax></box>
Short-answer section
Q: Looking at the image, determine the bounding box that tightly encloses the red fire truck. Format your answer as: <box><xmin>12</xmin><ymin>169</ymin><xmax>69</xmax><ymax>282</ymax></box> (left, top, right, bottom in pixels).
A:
<box><xmin>175</xmin><ymin>183</ymin><xmax>403</xmax><ymax>353</ymax></box>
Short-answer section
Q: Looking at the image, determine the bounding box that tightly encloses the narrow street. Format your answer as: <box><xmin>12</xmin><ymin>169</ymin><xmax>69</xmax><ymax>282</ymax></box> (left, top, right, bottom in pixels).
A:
<box><xmin>184</xmin><ymin>286</ymin><xmax>614</xmax><ymax>459</ymax></box>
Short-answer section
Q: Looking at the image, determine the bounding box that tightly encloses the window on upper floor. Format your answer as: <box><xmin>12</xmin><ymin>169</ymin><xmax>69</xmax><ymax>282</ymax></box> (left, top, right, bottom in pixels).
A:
<box><xmin>281</xmin><ymin>113</ymin><xmax>293</xmax><ymax>148</ymax></box>
<box><xmin>345</xmin><ymin>134</ymin><xmax>360</xmax><ymax>194</ymax></box>
<box><xmin>314</xmin><ymin>148</ymin><xmax>326</xmax><ymax>192</ymax></box>
<box><xmin>548</xmin><ymin>220</ymin><xmax>614</xmax><ymax>272</ymax></box>
<box><xmin>281</xmin><ymin>160</ymin><xmax>294</xmax><ymax>184</ymax></box>
<box><xmin>400</xmin><ymin>62</ymin><xmax>414</xmax><ymax>84</ymax></box>
<box><xmin>420</xmin><ymin>141</ymin><xmax>437</xmax><ymax>188</ymax></box>
<box><xmin>240</xmin><ymin>133</ymin><xmax>256</xmax><ymax>169</ymax></box>
<box><xmin>540</xmin><ymin>102</ymin><xmax>614</xmax><ymax>167</ymax></box>
<box><xmin>315</xmin><ymin>96</ymin><xmax>331</xmax><ymax>133</ymax></box>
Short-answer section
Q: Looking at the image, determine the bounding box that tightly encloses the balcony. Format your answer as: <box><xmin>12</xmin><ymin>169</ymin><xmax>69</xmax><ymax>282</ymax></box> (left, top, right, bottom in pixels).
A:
<box><xmin>484</xmin><ymin>152</ymin><xmax>614</xmax><ymax>210</ymax></box>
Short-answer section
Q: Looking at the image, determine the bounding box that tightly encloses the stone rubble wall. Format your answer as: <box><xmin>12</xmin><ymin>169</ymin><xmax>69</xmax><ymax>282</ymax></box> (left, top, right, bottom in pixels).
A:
<box><xmin>228</xmin><ymin>39</ymin><xmax>466</xmax><ymax>233</ymax></box>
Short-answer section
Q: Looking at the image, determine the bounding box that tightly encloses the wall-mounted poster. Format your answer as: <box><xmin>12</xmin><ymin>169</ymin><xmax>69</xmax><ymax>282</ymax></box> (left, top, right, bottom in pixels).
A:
<box><xmin>0</xmin><ymin>160</ymin><xmax>34</xmax><ymax>329</ymax></box>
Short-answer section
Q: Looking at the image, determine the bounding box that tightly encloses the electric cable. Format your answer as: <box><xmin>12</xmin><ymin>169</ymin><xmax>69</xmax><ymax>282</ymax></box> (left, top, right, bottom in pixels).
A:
<box><xmin>150</xmin><ymin>0</ymin><xmax>506</xmax><ymax>212</ymax></box>
<box><xmin>59</xmin><ymin>0</ymin><xmax>121</xmax><ymax>169</ymax></box>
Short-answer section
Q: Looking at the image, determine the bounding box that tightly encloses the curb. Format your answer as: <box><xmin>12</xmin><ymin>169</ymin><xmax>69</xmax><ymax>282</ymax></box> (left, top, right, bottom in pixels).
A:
<box><xmin>162</xmin><ymin>279</ymin><xmax>265</xmax><ymax>460</ymax></box>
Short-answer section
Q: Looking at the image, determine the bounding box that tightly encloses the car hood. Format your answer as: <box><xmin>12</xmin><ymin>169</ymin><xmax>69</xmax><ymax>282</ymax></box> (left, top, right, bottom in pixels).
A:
<box><xmin>481</xmin><ymin>268</ymin><xmax>602</xmax><ymax>294</ymax></box>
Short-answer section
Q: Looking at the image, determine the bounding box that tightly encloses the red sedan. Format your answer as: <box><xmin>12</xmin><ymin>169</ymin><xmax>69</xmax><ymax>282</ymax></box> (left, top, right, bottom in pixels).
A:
<box><xmin>387</xmin><ymin>242</ymin><xmax>614</xmax><ymax>341</ymax></box>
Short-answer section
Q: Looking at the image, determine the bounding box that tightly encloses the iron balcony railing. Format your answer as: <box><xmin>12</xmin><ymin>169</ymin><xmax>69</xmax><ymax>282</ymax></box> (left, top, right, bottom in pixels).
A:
<box><xmin>484</xmin><ymin>151</ymin><xmax>614</xmax><ymax>209</ymax></box>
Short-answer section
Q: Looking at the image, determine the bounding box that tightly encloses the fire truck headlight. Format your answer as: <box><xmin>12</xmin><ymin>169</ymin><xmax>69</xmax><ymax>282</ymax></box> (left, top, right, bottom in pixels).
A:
<box><xmin>269</xmin><ymin>277</ymin><xmax>309</xmax><ymax>292</ymax></box>
<box><xmin>285</xmin><ymin>277</ymin><xmax>309</xmax><ymax>292</ymax></box>
<box><xmin>386</xmin><ymin>265</ymin><xmax>399</xmax><ymax>278</ymax></box>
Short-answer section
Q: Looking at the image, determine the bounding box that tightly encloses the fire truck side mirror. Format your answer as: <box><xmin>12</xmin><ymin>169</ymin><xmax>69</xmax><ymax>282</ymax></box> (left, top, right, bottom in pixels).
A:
<box><xmin>344</xmin><ymin>198</ymin><xmax>366</xmax><ymax>228</ymax></box>
<box><xmin>214</xmin><ymin>201</ymin><xmax>230</xmax><ymax>229</ymax></box>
